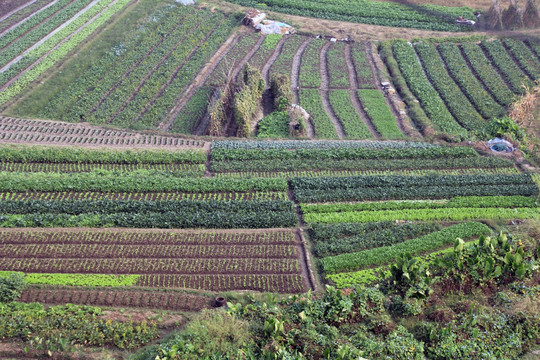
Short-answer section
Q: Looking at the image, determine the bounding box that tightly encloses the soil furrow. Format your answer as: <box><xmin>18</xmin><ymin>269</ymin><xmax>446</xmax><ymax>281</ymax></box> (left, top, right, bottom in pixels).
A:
<box><xmin>133</xmin><ymin>20</ymin><xmax>224</xmax><ymax>126</ymax></box>
<box><xmin>0</xmin><ymin>0</ymin><xmax>55</xmax><ymax>39</ymax></box>
<box><xmin>159</xmin><ymin>31</ymin><xmax>242</xmax><ymax>132</ymax></box>
<box><xmin>344</xmin><ymin>42</ymin><xmax>379</xmax><ymax>138</ymax></box>
<box><xmin>291</xmin><ymin>37</ymin><xmax>315</xmax><ymax>138</ymax></box>
<box><xmin>224</xmin><ymin>34</ymin><xmax>266</xmax><ymax>137</ymax></box>
<box><xmin>0</xmin><ymin>0</ymin><xmax>96</xmax><ymax>72</ymax></box>
<box><xmin>0</xmin><ymin>0</ymin><xmax>117</xmax><ymax>92</ymax></box>
<box><xmin>457</xmin><ymin>44</ymin><xmax>508</xmax><ymax>108</ymax></box>
<box><xmin>107</xmin><ymin>20</ymin><xmax>206</xmax><ymax>124</ymax></box>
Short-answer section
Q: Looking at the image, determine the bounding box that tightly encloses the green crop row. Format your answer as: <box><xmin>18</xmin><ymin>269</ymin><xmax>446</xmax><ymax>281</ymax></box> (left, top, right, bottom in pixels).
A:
<box><xmin>0</xmin><ymin>0</ymin><xmax>132</xmax><ymax>105</ymax></box>
<box><xmin>23</xmin><ymin>273</ymin><xmax>140</xmax><ymax>286</ymax></box>
<box><xmin>86</xmin><ymin>9</ymin><xmax>218</xmax><ymax>126</ymax></box>
<box><xmin>393</xmin><ymin>41</ymin><xmax>465</xmax><ymax>136</ymax></box>
<box><xmin>301</xmin><ymin>196</ymin><xmax>537</xmax><ymax>213</ymax></box>
<box><xmin>481</xmin><ymin>40</ymin><xmax>534</xmax><ymax>94</ymax></box>
<box><xmin>0</xmin><ymin>199</ymin><xmax>295</xmax><ymax>215</ymax></box>
<box><xmin>502</xmin><ymin>39</ymin><xmax>540</xmax><ymax>81</ymax></box>
<box><xmin>210</xmin><ymin>156</ymin><xmax>512</xmax><ymax>173</ymax></box>
<box><xmin>211</xmin><ymin>140</ymin><xmax>439</xmax><ymax>150</ymax></box>
<box><xmin>299</xmin><ymin>88</ymin><xmax>338</xmax><ymax>139</ymax></box>
<box><xmin>224</xmin><ymin>0</ymin><xmax>476</xmax><ymax>32</ymax></box>
<box><xmin>312</xmin><ymin>222</ymin><xmax>440</xmax><ymax>257</ymax></box>
<box><xmin>328</xmin><ymin>90</ymin><xmax>372</xmax><ymax>139</ymax></box>
<box><xmin>460</xmin><ymin>42</ymin><xmax>516</xmax><ymax>106</ymax></box>
<box><xmin>295</xmin><ymin>184</ymin><xmax>539</xmax><ymax>202</ymax></box>
<box><xmin>292</xmin><ymin>173</ymin><xmax>535</xmax><ymax>190</ymax></box>
<box><xmin>0</xmin><ymin>145</ymin><xmax>206</xmax><ymax>164</ymax></box>
<box><xmin>351</xmin><ymin>44</ymin><xmax>376</xmax><ymax>89</ymax></box>
<box><xmin>437</xmin><ymin>43</ymin><xmax>505</xmax><ymax>119</ymax></box>
<box><xmin>326</xmin><ymin>42</ymin><xmax>349</xmax><ymax>88</ymax></box>
<box><xmin>211</xmin><ymin>145</ymin><xmax>477</xmax><ymax>161</ymax></box>
<box><xmin>305</xmin><ymin>207</ymin><xmax>540</xmax><ymax>223</ymax></box>
<box><xmin>0</xmin><ymin>209</ymin><xmax>298</xmax><ymax>229</ymax></box>
<box><xmin>357</xmin><ymin>89</ymin><xmax>404</xmax><ymax>138</ymax></box>
<box><xmin>415</xmin><ymin>42</ymin><xmax>485</xmax><ymax>130</ymax></box>
<box><xmin>270</xmin><ymin>35</ymin><xmax>306</xmax><ymax>77</ymax></box>
<box><xmin>308</xmin><ymin>221</ymin><xmax>397</xmax><ymax>242</ymax></box>
<box><xmin>299</xmin><ymin>39</ymin><xmax>324</xmax><ymax>88</ymax></box>
<box><xmin>0</xmin><ymin>172</ymin><xmax>288</xmax><ymax>192</ymax></box>
<box><xmin>169</xmin><ymin>86</ymin><xmax>214</xmax><ymax>134</ymax></box>
<box><xmin>320</xmin><ymin>222</ymin><xmax>490</xmax><ymax>273</ymax></box>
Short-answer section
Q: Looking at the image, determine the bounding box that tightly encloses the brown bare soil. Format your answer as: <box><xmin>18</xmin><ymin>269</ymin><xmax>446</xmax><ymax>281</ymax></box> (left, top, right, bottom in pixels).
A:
<box><xmin>20</xmin><ymin>287</ymin><xmax>210</xmax><ymax>312</ymax></box>
<box><xmin>0</xmin><ymin>116</ymin><xmax>208</xmax><ymax>149</ymax></box>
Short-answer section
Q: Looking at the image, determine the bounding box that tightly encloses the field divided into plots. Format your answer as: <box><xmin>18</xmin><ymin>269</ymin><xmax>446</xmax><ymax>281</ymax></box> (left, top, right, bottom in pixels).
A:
<box><xmin>383</xmin><ymin>39</ymin><xmax>540</xmax><ymax>138</ymax></box>
<box><xmin>0</xmin><ymin>229</ymin><xmax>307</xmax><ymax>293</ymax></box>
<box><xmin>0</xmin><ymin>140</ymin><xmax>536</xmax><ymax>307</ymax></box>
<box><xmin>170</xmin><ymin>33</ymin><xmax>403</xmax><ymax>140</ymax></box>
<box><xmin>208</xmin><ymin>140</ymin><xmax>539</xmax><ymax>289</ymax></box>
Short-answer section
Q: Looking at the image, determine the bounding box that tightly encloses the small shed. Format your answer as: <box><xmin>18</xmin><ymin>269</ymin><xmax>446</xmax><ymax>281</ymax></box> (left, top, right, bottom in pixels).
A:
<box><xmin>243</xmin><ymin>9</ymin><xmax>266</xmax><ymax>26</ymax></box>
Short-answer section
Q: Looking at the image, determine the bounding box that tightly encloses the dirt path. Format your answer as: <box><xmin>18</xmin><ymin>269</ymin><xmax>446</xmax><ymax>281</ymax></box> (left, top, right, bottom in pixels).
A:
<box><xmin>291</xmin><ymin>38</ymin><xmax>315</xmax><ymax>139</ymax></box>
<box><xmin>224</xmin><ymin>34</ymin><xmax>266</xmax><ymax>137</ymax></box>
<box><xmin>0</xmin><ymin>0</ymin><xmax>118</xmax><ymax>93</ymax></box>
<box><xmin>135</xmin><ymin>20</ymin><xmax>224</xmax><ymax>126</ymax></box>
<box><xmin>0</xmin><ymin>0</ymin><xmax>56</xmax><ymax>38</ymax></box>
<box><xmin>344</xmin><ymin>42</ymin><xmax>379</xmax><ymax>138</ymax></box>
<box><xmin>159</xmin><ymin>31</ymin><xmax>242</xmax><ymax>132</ymax></box>
<box><xmin>319</xmin><ymin>41</ymin><xmax>345</xmax><ymax>139</ymax></box>
<box><xmin>0</xmin><ymin>0</ymin><xmax>100</xmax><ymax>74</ymax></box>
<box><xmin>0</xmin><ymin>0</ymin><xmax>36</xmax><ymax>24</ymax></box>
<box><xmin>108</xmin><ymin>20</ymin><xmax>206</xmax><ymax>124</ymax></box>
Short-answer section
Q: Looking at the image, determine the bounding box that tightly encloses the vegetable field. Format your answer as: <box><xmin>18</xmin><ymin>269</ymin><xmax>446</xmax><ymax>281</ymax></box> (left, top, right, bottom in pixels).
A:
<box><xmin>385</xmin><ymin>38</ymin><xmax>538</xmax><ymax>138</ymax></box>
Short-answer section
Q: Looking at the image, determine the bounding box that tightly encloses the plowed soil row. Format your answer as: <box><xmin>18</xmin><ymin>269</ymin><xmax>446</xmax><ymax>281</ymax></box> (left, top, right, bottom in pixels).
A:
<box><xmin>0</xmin><ymin>227</ymin><xmax>299</xmax><ymax>245</ymax></box>
<box><xmin>0</xmin><ymin>257</ymin><xmax>301</xmax><ymax>274</ymax></box>
<box><xmin>136</xmin><ymin>273</ymin><xmax>308</xmax><ymax>293</ymax></box>
<box><xmin>0</xmin><ymin>116</ymin><xmax>207</xmax><ymax>149</ymax></box>
<box><xmin>0</xmin><ymin>190</ymin><xmax>287</xmax><ymax>202</ymax></box>
<box><xmin>0</xmin><ymin>162</ymin><xmax>200</xmax><ymax>173</ymax></box>
<box><xmin>20</xmin><ymin>287</ymin><xmax>210</xmax><ymax>311</ymax></box>
<box><xmin>0</xmin><ymin>243</ymin><xmax>299</xmax><ymax>259</ymax></box>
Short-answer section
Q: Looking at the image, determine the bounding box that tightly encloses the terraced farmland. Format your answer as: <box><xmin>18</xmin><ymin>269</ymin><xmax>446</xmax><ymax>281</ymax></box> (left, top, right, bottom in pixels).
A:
<box><xmin>383</xmin><ymin>38</ymin><xmax>540</xmax><ymax>138</ymax></box>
